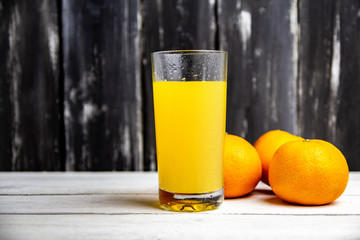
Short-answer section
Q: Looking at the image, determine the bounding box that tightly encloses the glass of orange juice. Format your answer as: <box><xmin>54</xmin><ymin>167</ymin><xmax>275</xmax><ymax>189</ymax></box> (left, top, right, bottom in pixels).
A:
<box><xmin>151</xmin><ymin>50</ymin><xmax>227</xmax><ymax>212</ymax></box>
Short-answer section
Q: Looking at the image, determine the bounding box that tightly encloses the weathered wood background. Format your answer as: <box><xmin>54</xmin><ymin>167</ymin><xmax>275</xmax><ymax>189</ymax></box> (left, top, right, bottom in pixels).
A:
<box><xmin>0</xmin><ymin>0</ymin><xmax>359</xmax><ymax>171</ymax></box>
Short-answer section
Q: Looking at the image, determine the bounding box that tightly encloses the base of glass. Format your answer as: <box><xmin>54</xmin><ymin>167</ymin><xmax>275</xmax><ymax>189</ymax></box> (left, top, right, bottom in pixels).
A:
<box><xmin>159</xmin><ymin>188</ymin><xmax>224</xmax><ymax>212</ymax></box>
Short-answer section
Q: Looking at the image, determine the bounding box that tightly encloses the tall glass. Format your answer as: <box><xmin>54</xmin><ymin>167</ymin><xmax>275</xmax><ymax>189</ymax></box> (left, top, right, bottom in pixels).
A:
<box><xmin>152</xmin><ymin>50</ymin><xmax>227</xmax><ymax>212</ymax></box>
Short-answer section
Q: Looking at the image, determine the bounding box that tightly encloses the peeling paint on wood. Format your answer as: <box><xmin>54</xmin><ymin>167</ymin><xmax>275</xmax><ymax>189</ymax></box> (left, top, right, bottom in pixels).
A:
<box><xmin>0</xmin><ymin>0</ymin><xmax>359</xmax><ymax>171</ymax></box>
<box><xmin>298</xmin><ymin>0</ymin><xmax>337</xmax><ymax>141</ymax></box>
<box><xmin>62</xmin><ymin>0</ymin><xmax>142</xmax><ymax>171</ymax></box>
<box><xmin>336</xmin><ymin>0</ymin><xmax>360</xmax><ymax>170</ymax></box>
<box><xmin>218</xmin><ymin>0</ymin><xmax>298</xmax><ymax>143</ymax></box>
<box><xmin>0</xmin><ymin>0</ymin><xmax>63</xmax><ymax>170</ymax></box>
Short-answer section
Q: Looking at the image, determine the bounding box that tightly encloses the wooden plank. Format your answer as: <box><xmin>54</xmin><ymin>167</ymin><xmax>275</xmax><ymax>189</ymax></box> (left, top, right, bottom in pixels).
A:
<box><xmin>62</xmin><ymin>0</ymin><xmax>142</xmax><ymax>170</ymax></box>
<box><xmin>297</xmin><ymin>0</ymin><xmax>337</xmax><ymax>141</ymax></box>
<box><xmin>0</xmin><ymin>173</ymin><xmax>359</xmax><ymax>215</ymax></box>
<box><xmin>1</xmin><ymin>172</ymin><xmax>359</xmax><ymax>239</ymax></box>
<box><xmin>0</xmin><ymin>172</ymin><xmax>359</xmax><ymax>196</ymax></box>
<box><xmin>0</xmin><ymin>172</ymin><xmax>159</xmax><ymax>195</ymax></box>
<box><xmin>218</xmin><ymin>0</ymin><xmax>298</xmax><ymax>143</ymax></box>
<box><xmin>335</xmin><ymin>0</ymin><xmax>360</xmax><ymax>170</ymax></box>
<box><xmin>0</xmin><ymin>0</ymin><xmax>63</xmax><ymax>170</ymax></box>
<box><xmin>141</xmin><ymin>0</ymin><xmax>217</xmax><ymax>170</ymax></box>
<box><xmin>295</xmin><ymin>0</ymin><xmax>360</xmax><ymax>171</ymax></box>
<box><xmin>142</xmin><ymin>0</ymin><xmax>217</xmax><ymax>52</ymax></box>
<box><xmin>1</xmin><ymin>215</ymin><xmax>359</xmax><ymax>240</ymax></box>
<box><xmin>0</xmin><ymin>192</ymin><xmax>359</xmax><ymax>215</ymax></box>
<box><xmin>0</xmin><ymin>0</ymin><xmax>13</xmax><ymax>170</ymax></box>
<box><xmin>1</xmin><ymin>188</ymin><xmax>359</xmax><ymax>215</ymax></box>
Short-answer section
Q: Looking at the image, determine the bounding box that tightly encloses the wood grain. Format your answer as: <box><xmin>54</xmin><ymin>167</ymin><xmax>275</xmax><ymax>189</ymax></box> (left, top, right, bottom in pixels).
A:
<box><xmin>1</xmin><ymin>215</ymin><xmax>359</xmax><ymax>240</ymax></box>
<box><xmin>62</xmin><ymin>0</ymin><xmax>142</xmax><ymax>170</ymax></box>
<box><xmin>0</xmin><ymin>172</ymin><xmax>359</xmax><ymax>240</ymax></box>
<box><xmin>1</xmin><ymin>192</ymin><xmax>360</xmax><ymax>215</ymax></box>
<box><xmin>336</xmin><ymin>0</ymin><xmax>360</xmax><ymax>170</ymax></box>
<box><xmin>0</xmin><ymin>0</ymin><xmax>63</xmax><ymax>170</ymax></box>
<box><xmin>0</xmin><ymin>172</ymin><xmax>359</xmax><ymax>213</ymax></box>
<box><xmin>0</xmin><ymin>0</ymin><xmax>359</xmax><ymax>170</ymax></box>
<box><xmin>0</xmin><ymin>172</ymin><xmax>359</xmax><ymax>196</ymax></box>
<box><xmin>297</xmin><ymin>0</ymin><xmax>337</xmax><ymax>141</ymax></box>
<box><xmin>298</xmin><ymin>0</ymin><xmax>360</xmax><ymax>170</ymax></box>
<box><xmin>0</xmin><ymin>172</ymin><xmax>158</xmax><ymax>195</ymax></box>
<box><xmin>218</xmin><ymin>0</ymin><xmax>298</xmax><ymax>143</ymax></box>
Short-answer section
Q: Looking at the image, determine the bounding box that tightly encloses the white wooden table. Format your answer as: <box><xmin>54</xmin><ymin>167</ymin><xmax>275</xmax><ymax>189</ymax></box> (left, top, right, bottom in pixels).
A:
<box><xmin>0</xmin><ymin>172</ymin><xmax>359</xmax><ymax>240</ymax></box>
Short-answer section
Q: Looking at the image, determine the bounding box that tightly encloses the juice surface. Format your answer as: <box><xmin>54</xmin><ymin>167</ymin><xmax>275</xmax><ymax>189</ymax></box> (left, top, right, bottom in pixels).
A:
<box><xmin>153</xmin><ymin>81</ymin><xmax>227</xmax><ymax>193</ymax></box>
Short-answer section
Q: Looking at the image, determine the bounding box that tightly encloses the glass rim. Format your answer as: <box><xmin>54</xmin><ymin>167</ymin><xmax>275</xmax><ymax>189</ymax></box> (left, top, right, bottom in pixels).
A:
<box><xmin>152</xmin><ymin>50</ymin><xmax>228</xmax><ymax>55</ymax></box>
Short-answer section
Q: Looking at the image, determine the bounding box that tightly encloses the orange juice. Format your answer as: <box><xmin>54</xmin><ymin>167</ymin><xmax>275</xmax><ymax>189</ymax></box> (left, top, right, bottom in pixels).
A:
<box><xmin>153</xmin><ymin>81</ymin><xmax>227</xmax><ymax>194</ymax></box>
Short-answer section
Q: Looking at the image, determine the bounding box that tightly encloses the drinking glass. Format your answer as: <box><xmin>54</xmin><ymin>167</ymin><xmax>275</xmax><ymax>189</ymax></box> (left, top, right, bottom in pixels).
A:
<box><xmin>152</xmin><ymin>50</ymin><xmax>227</xmax><ymax>212</ymax></box>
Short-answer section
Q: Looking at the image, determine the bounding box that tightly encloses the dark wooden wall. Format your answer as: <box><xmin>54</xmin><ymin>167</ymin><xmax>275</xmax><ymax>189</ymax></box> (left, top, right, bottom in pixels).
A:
<box><xmin>0</xmin><ymin>0</ymin><xmax>359</xmax><ymax>171</ymax></box>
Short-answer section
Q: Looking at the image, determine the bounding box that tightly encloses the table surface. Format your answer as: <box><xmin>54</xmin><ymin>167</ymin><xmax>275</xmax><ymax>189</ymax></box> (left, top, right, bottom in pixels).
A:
<box><xmin>0</xmin><ymin>172</ymin><xmax>359</xmax><ymax>240</ymax></box>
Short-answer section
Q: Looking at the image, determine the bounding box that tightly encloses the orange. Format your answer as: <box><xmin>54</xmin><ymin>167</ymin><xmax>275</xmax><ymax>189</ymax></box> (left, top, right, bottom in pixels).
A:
<box><xmin>269</xmin><ymin>139</ymin><xmax>349</xmax><ymax>205</ymax></box>
<box><xmin>224</xmin><ymin>134</ymin><xmax>262</xmax><ymax>198</ymax></box>
<box><xmin>254</xmin><ymin>130</ymin><xmax>304</xmax><ymax>185</ymax></box>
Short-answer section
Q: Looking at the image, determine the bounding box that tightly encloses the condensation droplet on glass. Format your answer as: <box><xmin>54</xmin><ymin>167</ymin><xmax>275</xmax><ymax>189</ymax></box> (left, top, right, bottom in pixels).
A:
<box><xmin>182</xmin><ymin>77</ymin><xmax>186</xmax><ymax>81</ymax></box>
